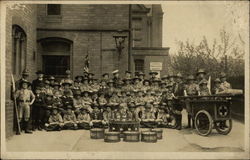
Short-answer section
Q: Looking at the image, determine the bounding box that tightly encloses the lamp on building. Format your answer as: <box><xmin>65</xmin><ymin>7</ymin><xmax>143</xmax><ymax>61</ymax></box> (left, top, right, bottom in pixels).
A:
<box><xmin>113</xmin><ymin>33</ymin><xmax>127</xmax><ymax>57</ymax></box>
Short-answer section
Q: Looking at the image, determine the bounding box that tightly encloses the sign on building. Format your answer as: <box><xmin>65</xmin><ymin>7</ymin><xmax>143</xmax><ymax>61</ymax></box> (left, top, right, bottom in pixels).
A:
<box><xmin>150</xmin><ymin>62</ymin><xmax>162</xmax><ymax>78</ymax></box>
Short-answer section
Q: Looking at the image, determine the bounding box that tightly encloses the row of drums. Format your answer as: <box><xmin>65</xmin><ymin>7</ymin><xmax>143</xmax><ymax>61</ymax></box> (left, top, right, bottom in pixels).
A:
<box><xmin>90</xmin><ymin>128</ymin><xmax>163</xmax><ymax>143</ymax></box>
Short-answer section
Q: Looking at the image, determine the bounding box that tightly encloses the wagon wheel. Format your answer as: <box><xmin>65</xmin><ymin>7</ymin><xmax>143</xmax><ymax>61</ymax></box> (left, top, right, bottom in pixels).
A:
<box><xmin>214</xmin><ymin>119</ymin><xmax>232</xmax><ymax>135</ymax></box>
<box><xmin>194</xmin><ymin>110</ymin><xmax>213</xmax><ymax>136</ymax></box>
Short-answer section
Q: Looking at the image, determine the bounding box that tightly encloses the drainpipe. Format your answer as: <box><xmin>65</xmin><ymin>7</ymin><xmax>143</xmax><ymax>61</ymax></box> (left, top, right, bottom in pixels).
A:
<box><xmin>128</xmin><ymin>4</ymin><xmax>132</xmax><ymax>71</ymax></box>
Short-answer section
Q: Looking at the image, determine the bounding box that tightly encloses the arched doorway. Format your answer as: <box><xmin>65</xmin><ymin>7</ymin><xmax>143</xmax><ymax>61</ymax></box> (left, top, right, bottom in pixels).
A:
<box><xmin>38</xmin><ymin>37</ymin><xmax>72</xmax><ymax>78</ymax></box>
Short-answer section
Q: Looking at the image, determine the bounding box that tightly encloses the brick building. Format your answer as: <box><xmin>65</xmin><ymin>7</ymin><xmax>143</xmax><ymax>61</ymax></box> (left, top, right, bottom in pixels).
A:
<box><xmin>5</xmin><ymin>4</ymin><xmax>169</xmax><ymax>137</ymax></box>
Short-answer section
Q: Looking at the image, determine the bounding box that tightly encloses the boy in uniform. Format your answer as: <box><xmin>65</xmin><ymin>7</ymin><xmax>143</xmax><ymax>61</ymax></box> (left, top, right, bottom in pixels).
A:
<box><xmin>45</xmin><ymin>107</ymin><xmax>63</xmax><ymax>131</ymax></box>
<box><xmin>77</xmin><ymin>108</ymin><xmax>92</xmax><ymax>130</ymax></box>
<box><xmin>82</xmin><ymin>91</ymin><xmax>93</xmax><ymax>112</ymax></box>
<box><xmin>140</xmin><ymin>103</ymin><xmax>157</xmax><ymax>128</ymax></box>
<box><xmin>90</xmin><ymin>106</ymin><xmax>106</xmax><ymax>128</ymax></box>
<box><xmin>15</xmin><ymin>80</ymin><xmax>35</xmax><ymax>133</ymax></box>
<box><xmin>32</xmin><ymin>86</ymin><xmax>45</xmax><ymax>131</ymax></box>
<box><xmin>219</xmin><ymin>72</ymin><xmax>232</xmax><ymax>91</ymax></box>
<box><xmin>32</xmin><ymin>70</ymin><xmax>45</xmax><ymax>92</ymax></box>
<box><xmin>63</xmin><ymin>105</ymin><xmax>78</xmax><ymax>130</ymax></box>
<box><xmin>199</xmin><ymin>79</ymin><xmax>211</xmax><ymax>96</ymax></box>
<box><xmin>212</xmin><ymin>78</ymin><xmax>221</xmax><ymax>94</ymax></box>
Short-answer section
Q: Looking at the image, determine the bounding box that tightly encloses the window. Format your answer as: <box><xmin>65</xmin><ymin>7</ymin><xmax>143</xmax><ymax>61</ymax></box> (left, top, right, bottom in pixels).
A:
<box><xmin>43</xmin><ymin>56</ymin><xmax>70</xmax><ymax>76</ymax></box>
<box><xmin>134</xmin><ymin>59</ymin><xmax>144</xmax><ymax>72</ymax></box>
<box><xmin>12</xmin><ymin>25</ymin><xmax>27</xmax><ymax>76</ymax></box>
<box><xmin>47</xmin><ymin>4</ymin><xmax>61</xmax><ymax>15</ymax></box>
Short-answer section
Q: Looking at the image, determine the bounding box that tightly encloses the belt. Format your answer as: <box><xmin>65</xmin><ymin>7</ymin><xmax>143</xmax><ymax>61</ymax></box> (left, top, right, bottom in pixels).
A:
<box><xmin>19</xmin><ymin>100</ymin><xmax>30</xmax><ymax>103</ymax></box>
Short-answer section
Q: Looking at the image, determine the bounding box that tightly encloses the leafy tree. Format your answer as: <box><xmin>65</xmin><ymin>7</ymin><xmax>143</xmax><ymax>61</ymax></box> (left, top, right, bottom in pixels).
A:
<box><xmin>170</xmin><ymin>29</ymin><xmax>244</xmax><ymax>79</ymax></box>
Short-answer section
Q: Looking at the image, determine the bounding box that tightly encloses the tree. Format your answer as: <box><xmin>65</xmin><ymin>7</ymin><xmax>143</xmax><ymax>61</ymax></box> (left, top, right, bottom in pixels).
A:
<box><xmin>170</xmin><ymin>28</ymin><xmax>244</xmax><ymax>78</ymax></box>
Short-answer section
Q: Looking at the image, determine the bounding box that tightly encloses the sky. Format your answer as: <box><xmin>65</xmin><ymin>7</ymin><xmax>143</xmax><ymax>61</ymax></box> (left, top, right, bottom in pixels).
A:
<box><xmin>161</xmin><ymin>1</ymin><xmax>249</xmax><ymax>54</ymax></box>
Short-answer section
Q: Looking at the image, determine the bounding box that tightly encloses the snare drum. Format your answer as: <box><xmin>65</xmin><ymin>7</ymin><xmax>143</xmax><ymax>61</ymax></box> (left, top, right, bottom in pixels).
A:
<box><xmin>151</xmin><ymin>128</ymin><xmax>163</xmax><ymax>140</ymax></box>
<box><xmin>90</xmin><ymin>128</ymin><xmax>104</xmax><ymax>139</ymax></box>
<box><xmin>123</xmin><ymin>131</ymin><xmax>140</xmax><ymax>142</ymax></box>
<box><xmin>104</xmin><ymin>131</ymin><xmax>120</xmax><ymax>143</ymax></box>
<box><xmin>141</xmin><ymin>131</ymin><xmax>157</xmax><ymax>143</ymax></box>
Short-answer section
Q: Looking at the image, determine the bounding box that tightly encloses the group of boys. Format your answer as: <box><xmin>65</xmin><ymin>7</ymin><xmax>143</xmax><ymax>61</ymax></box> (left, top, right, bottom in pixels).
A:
<box><xmin>14</xmin><ymin>68</ymin><xmax>231</xmax><ymax>133</ymax></box>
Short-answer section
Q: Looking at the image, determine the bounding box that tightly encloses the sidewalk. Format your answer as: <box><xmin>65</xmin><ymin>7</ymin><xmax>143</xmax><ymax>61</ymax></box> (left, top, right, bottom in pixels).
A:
<box><xmin>6</xmin><ymin>117</ymin><xmax>245</xmax><ymax>152</ymax></box>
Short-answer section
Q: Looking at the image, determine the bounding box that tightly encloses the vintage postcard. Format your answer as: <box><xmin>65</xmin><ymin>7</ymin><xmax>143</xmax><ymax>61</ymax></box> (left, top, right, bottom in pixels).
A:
<box><xmin>0</xmin><ymin>0</ymin><xmax>249</xmax><ymax>159</ymax></box>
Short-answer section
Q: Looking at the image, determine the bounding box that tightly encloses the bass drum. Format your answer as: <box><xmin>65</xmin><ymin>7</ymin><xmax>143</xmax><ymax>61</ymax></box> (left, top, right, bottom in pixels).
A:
<box><xmin>141</xmin><ymin>131</ymin><xmax>157</xmax><ymax>143</ymax></box>
<box><xmin>123</xmin><ymin>131</ymin><xmax>140</xmax><ymax>142</ymax></box>
<box><xmin>104</xmin><ymin>131</ymin><xmax>120</xmax><ymax>143</ymax></box>
<box><xmin>90</xmin><ymin>128</ymin><xmax>104</xmax><ymax>139</ymax></box>
<box><xmin>151</xmin><ymin>128</ymin><xmax>163</xmax><ymax>140</ymax></box>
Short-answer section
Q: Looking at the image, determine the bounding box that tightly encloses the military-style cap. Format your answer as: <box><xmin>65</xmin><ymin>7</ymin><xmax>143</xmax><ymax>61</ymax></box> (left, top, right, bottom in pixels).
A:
<box><xmin>53</xmin><ymin>81</ymin><xmax>61</xmax><ymax>87</ymax></box>
<box><xmin>102</xmin><ymin>73</ymin><xmax>109</xmax><ymax>77</ymax></box>
<box><xmin>48</xmin><ymin>76</ymin><xmax>55</xmax><ymax>80</ymax></box>
<box><xmin>176</xmin><ymin>73</ymin><xmax>183</xmax><ymax>78</ymax></box>
<box><xmin>22</xmin><ymin>69</ymin><xmax>29</xmax><ymax>76</ymax></box>
<box><xmin>62</xmin><ymin>79</ymin><xmax>72</xmax><ymax>86</ymax></box>
<box><xmin>88</xmin><ymin>73</ymin><xmax>94</xmax><ymax>76</ymax></box>
<box><xmin>126</xmin><ymin>92</ymin><xmax>131</xmax><ymax>96</ymax></box>
<box><xmin>107</xmin><ymin>79</ymin><xmax>114</xmax><ymax>84</ymax></box>
<box><xmin>161</xmin><ymin>75</ymin><xmax>168</xmax><ymax>80</ymax></box>
<box><xmin>166</xmin><ymin>83</ymin><xmax>174</xmax><ymax>88</ymax></box>
<box><xmin>66</xmin><ymin>105</ymin><xmax>73</xmax><ymax>109</ymax></box>
<box><xmin>44</xmin><ymin>80</ymin><xmax>50</xmax><ymax>85</ymax></box>
<box><xmin>160</xmin><ymin>81</ymin><xmax>167</xmax><ymax>85</ymax></box>
<box><xmin>133</xmin><ymin>77</ymin><xmax>141</xmax><ymax>81</ymax></box>
<box><xmin>196</xmin><ymin>69</ymin><xmax>206</xmax><ymax>75</ymax></box>
<box><xmin>214</xmin><ymin>78</ymin><xmax>221</xmax><ymax>83</ymax></box>
<box><xmin>65</xmin><ymin>70</ymin><xmax>71</xmax><ymax>75</ymax></box>
<box><xmin>125</xmin><ymin>71</ymin><xmax>131</xmax><ymax>74</ymax></box>
<box><xmin>152</xmin><ymin>78</ymin><xmax>161</xmax><ymax>83</ymax></box>
<box><xmin>187</xmin><ymin>75</ymin><xmax>195</xmax><ymax>80</ymax></box>
<box><xmin>112</xmin><ymin>70</ymin><xmax>119</xmax><ymax>74</ymax></box>
<box><xmin>149</xmin><ymin>71</ymin><xmax>158</xmax><ymax>75</ymax></box>
<box><xmin>36</xmin><ymin>70</ymin><xmax>44</xmax><ymax>75</ymax></box>
<box><xmin>52</xmin><ymin>106</ymin><xmax>58</xmax><ymax>110</ymax></box>
<box><xmin>80</xmin><ymin>107</ymin><xmax>88</xmax><ymax>112</ymax></box>
<box><xmin>220</xmin><ymin>72</ymin><xmax>227</xmax><ymax>78</ymax></box>
<box><xmin>138</xmin><ymin>71</ymin><xmax>145</xmax><ymax>76</ymax></box>
<box><xmin>64</xmin><ymin>90</ymin><xmax>72</xmax><ymax>95</ymax></box>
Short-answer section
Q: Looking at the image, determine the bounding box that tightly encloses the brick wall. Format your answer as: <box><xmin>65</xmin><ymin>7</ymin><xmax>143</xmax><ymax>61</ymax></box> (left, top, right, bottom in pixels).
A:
<box><xmin>131</xmin><ymin>47</ymin><xmax>170</xmax><ymax>78</ymax></box>
<box><xmin>37</xmin><ymin>4</ymin><xmax>129</xmax><ymax>30</ymax></box>
<box><xmin>37</xmin><ymin>30</ymin><xmax>129</xmax><ymax>79</ymax></box>
<box><xmin>5</xmin><ymin>4</ymin><xmax>37</xmax><ymax>138</ymax></box>
<box><xmin>37</xmin><ymin>4</ymin><xmax>130</xmax><ymax>78</ymax></box>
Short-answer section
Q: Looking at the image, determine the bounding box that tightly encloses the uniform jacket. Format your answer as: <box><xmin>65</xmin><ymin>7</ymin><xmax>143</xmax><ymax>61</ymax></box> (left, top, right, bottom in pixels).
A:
<box><xmin>48</xmin><ymin>113</ymin><xmax>63</xmax><ymax>123</ymax></box>
<box><xmin>63</xmin><ymin>112</ymin><xmax>77</xmax><ymax>122</ymax></box>
<box><xmin>77</xmin><ymin>113</ymin><xmax>91</xmax><ymax>122</ymax></box>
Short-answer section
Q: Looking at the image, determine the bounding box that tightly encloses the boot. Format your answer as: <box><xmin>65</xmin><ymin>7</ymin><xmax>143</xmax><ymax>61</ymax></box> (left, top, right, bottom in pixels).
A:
<box><xmin>187</xmin><ymin>115</ymin><xmax>191</xmax><ymax>128</ymax></box>
<box><xmin>24</xmin><ymin>121</ymin><xmax>33</xmax><ymax>134</ymax></box>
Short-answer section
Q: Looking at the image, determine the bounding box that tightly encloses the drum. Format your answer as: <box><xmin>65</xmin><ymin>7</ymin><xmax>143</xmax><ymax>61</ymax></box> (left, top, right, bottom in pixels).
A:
<box><xmin>141</xmin><ymin>131</ymin><xmax>157</xmax><ymax>143</ymax></box>
<box><xmin>90</xmin><ymin>128</ymin><xmax>104</xmax><ymax>139</ymax></box>
<box><xmin>151</xmin><ymin>128</ymin><xmax>163</xmax><ymax>140</ymax></box>
<box><xmin>123</xmin><ymin>131</ymin><xmax>140</xmax><ymax>142</ymax></box>
<box><xmin>104</xmin><ymin>131</ymin><xmax>120</xmax><ymax>143</ymax></box>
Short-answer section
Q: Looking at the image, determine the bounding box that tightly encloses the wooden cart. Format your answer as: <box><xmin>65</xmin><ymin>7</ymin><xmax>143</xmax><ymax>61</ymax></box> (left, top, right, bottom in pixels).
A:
<box><xmin>179</xmin><ymin>95</ymin><xmax>233</xmax><ymax>136</ymax></box>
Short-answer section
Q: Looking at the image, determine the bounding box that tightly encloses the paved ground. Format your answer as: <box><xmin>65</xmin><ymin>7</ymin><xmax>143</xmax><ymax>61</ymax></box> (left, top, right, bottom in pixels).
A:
<box><xmin>6</xmin><ymin>112</ymin><xmax>245</xmax><ymax>152</ymax></box>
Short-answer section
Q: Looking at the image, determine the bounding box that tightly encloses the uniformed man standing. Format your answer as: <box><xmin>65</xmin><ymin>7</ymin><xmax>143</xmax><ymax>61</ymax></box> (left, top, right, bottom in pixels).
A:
<box><xmin>15</xmin><ymin>69</ymin><xmax>30</xmax><ymax>90</ymax></box>
<box><xmin>15</xmin><ymin>80</ymin><xmax>35</xmax><ymax>133</ymax></box>
<box><xmin>184</xmin><ymin>75</ymin><xmax>199</xmax><ymax>128</ymax></box>
<box><xmin>32</xmin><ymin>70</ymin><xmax>45</xmax><ymax>92</ymax></box>
<box><xmin>149</xmin><ymin>71</ymin><xmax>158</xmax><ymax>83</ymax></box>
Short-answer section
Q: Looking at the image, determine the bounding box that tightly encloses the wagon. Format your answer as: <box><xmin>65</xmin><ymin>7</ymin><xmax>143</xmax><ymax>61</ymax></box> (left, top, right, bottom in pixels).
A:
<box><xmin>178</xmin><ymin>95</ymin><xmax>233</xmax><ymax>136</ymax></box>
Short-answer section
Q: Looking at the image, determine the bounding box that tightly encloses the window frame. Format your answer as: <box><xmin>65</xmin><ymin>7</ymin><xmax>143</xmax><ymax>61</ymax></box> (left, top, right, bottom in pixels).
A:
<box><xmin>46</xmin><ymin>4</ymin><xmax>61</xmax><ymax>16</ymax></box>
<box><xmin>134</xmin><ymin>59</ymin><xmax>145</xmax><ymax>72</ymax></box>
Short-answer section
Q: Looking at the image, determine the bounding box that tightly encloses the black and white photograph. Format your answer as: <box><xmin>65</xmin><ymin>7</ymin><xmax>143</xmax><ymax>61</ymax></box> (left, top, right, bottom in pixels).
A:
<box><xmin>0</xmin><ymin>1</ymin><xmax>249</xmax><ymax>159</ymax></box>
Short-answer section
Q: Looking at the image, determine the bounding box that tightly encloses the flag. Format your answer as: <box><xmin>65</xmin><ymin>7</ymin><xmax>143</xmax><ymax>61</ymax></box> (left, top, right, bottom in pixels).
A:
<box><xmin>207</xmin><ymin>76</ymin><xmax>211</xmax><ymax>95</ymax></box>
<box><xmin>11</xmin><ymin>74</ymin><xmax>16</xmax><ymax>92</ymax></box>
<box><xmin>83</xmin><ymin>54</ymin><xmax>89</xmax><ymax>73</ymax></box>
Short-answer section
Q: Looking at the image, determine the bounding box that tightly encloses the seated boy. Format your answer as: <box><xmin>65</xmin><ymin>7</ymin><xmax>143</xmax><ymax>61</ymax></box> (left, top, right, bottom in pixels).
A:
<box><xmin>140</xmin><ymin>103</ymin><xmax>157</xmax><ymax>128</ymax></box>
<box><xmin>90</xmin><ymin>106</ymin><xmax>106</xmax><ymax>128</ymax></box>
<box><xmin>155</xmin><ymin>104</ymin><xmax>169</xmax><ymax>128</ymax></box>
<box><xmin>63</xmin><ymin>105</ymin><xmax>78</xmax><ymax>130</ymax></box>
<box><xmin>77</xmin><ymin>108</ymin><xmax>92</xmax><ymax>130</ymax></box>
<box><xmin>45</xmin><ymin>106</ymin><xmax>64</xmax><ymax>131</ymax></box>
